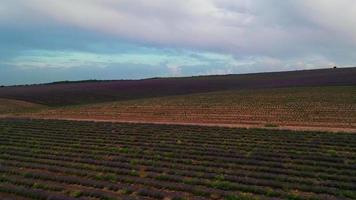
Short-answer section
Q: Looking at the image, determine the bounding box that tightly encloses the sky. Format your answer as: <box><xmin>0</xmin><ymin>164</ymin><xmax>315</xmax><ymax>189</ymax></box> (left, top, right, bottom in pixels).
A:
<box><xmin>1</xmin><ymin>0</ymin><xmax>356</xmax><ymax>85</ymax></box>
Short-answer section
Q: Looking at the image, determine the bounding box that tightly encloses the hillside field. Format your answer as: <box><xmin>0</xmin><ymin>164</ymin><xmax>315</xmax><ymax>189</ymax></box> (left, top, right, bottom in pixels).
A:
<box><xmin>0</xmin><ymin>68</ymin><xmax>356</xmax><ymax>200</ymax></box>
<box><xmin>0</xmin><ymin>98</ymin><xmax>45</xmax><ymax>115</ymax></box>
<box><xmin>1</xmin><ymin>67</ymin><xmax>355</xmax><ymax>106</ymax></box>
<box><xmin>0</xmin><ymin>119</ymin><xmax>355</xmax><ymax>200</ymax></box>
<box><xmin>26</xmin><ymin>86</ymin><xmax>356</xmax><ymax>131</ymax></box>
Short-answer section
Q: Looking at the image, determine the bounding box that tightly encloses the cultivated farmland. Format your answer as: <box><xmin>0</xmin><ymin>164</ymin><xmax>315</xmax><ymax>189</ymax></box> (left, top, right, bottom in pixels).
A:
<box><xmin>0</xmin><ymin>119</ymin><xmax>356</xmax><ymax>200</ymax></box>
<box><xmin>0</xmin><ymin>99</ymin><xmax>45</xmax><ymax>115</ymax></box>
<box><xmin>1</xmin><ymin>67</ymin><xmax>355</xmax><ymax>106</ymax></box>
<box><xmin>27</xmin><ymin>86</ymin><xmax>356</xmax><ymax>130</ymax></box>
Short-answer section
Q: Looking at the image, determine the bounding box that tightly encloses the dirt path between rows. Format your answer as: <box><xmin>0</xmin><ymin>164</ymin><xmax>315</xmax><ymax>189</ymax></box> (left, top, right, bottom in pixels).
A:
<box><xmin>1</xmin><ymin>115</ymin><xmax>355</xmax><ymax>133</ymax></box>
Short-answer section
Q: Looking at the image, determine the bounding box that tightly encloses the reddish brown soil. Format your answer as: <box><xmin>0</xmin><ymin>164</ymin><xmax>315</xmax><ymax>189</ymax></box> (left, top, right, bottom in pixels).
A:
<box><xmin>3</xmin><ymin>86</ymin><xmax>355</xmax><ymax>133</ymax></box>
<box><xmin>7</xmin><ymin>115</ymin><xmax>355</xmax><ymax>133</ymax></box>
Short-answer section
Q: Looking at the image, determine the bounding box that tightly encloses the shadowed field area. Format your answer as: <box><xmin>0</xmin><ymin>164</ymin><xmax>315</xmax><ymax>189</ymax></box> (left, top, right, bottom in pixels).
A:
<box><xmin>25</xmin><ymin>86</ymin><xmax>356</xmax><ymax>130</ymax></box>
<box><xmin>1</xmin><ymin>67</ymin><xmax>355</xmax><ymax>106</ymax></box>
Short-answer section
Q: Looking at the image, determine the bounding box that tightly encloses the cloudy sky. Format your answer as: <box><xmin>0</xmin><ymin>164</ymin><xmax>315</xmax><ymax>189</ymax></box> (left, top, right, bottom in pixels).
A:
<box><xmin>1</xmin><ymin>0</ymin><xmax>356</xmax><ymax>85</ymax></box>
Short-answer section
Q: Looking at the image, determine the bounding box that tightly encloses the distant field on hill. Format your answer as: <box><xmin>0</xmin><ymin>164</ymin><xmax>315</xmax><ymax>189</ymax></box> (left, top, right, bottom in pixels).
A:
<box><xmin>1</xmin><ymin>67</ymin><xmax>355</xmax><ymax>106</ymax></box>
<box><xmin>0</xmin><ymin>99</ymin><xmax>45</xmax><ymax>114</ymax></box>
<box><xmin>27</xmin><ymin>86</ymin><xmax>356</xmax><ymax>129</ymax></box>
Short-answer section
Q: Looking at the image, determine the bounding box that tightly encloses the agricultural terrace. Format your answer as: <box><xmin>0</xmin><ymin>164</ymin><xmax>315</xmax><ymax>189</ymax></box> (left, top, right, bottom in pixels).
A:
<box><xmin>0</xmin><ymin>119</ymin><xmax>355</xmax><ymax>200</ymax></box>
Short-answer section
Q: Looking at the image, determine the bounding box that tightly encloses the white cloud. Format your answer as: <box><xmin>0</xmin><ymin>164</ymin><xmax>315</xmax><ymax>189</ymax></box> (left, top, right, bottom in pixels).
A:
<box><xmin>167</xmin><ymin>64</ymin><xmax>182</xmax><ymax>76</ymax></box>
<box><xmin>10</xmin><ymin>0</ymin><xmax>353</xmax><ymax>54</ymax></box>
<box><xmin>294</xmin><ymin>0</ymin><xmax>356</xmax><ymax>43</ymax></box>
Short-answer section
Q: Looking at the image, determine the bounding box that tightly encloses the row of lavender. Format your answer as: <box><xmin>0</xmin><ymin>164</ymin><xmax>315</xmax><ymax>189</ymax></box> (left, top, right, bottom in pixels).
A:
<box><xmin>0</xmin><ymin>119</ymin><xmax>355</xmax><ymax>200</ymax></box>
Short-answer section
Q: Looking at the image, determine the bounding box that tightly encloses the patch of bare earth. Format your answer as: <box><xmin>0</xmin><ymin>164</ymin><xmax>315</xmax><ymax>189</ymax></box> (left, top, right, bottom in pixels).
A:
<box><xmin>20</xmin><ymin>110</ymin><xmax>356</xmax><ymax>133</ymax></box>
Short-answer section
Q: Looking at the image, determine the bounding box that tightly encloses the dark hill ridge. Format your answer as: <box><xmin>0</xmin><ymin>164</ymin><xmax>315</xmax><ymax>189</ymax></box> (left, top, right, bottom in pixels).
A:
<box><xmin>0</xmin><ymin>67</ymin><xmax>355</xmax><ymax>106</ymax></box>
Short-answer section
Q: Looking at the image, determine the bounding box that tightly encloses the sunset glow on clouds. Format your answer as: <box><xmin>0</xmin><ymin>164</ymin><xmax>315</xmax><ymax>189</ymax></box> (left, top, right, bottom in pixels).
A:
<box><xmin>1</xmin><ymin>0</ymin><xmax>356</xmax><ymax>85</ymax></box>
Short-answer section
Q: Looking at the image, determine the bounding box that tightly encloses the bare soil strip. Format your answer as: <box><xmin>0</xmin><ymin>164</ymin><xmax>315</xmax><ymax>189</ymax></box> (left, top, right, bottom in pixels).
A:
<box><xmin>2</xmin><ymin>115</ymin><xmax>355</xmax><ymax>133</ymax></box>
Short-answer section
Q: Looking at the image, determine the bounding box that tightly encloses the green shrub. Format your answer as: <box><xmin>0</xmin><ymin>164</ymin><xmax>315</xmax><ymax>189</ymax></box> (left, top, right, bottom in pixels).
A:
<box><xmin>95</xmin><ymin>173</ymin><xmax>117</xmax><ymax>182</ymax></box>
<box><xmin>70</xmin><ymin>190</ymin><xmax>82</xmax><ymax>198</ymax></box>
<box><xmin>210</xmin><ymin>180</ymin><xmax>235</xmax><ymax>190</ymax></box>
<box><xmin>340</xmin><ymin>190</ymin><xmax>356</xmax><ymax>199</ymax></box>
<box><xmin>225</xmin><ymin>194</ymin><xmax>260</xmax><ymax>200</ymax></box>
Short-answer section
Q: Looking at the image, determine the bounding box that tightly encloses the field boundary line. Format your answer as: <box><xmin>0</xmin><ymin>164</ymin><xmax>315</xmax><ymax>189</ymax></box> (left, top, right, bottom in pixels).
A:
<box><xmin>1</xmin><ymin>115</ymin><xmax>355</xmax><ymax>133</ymax></box>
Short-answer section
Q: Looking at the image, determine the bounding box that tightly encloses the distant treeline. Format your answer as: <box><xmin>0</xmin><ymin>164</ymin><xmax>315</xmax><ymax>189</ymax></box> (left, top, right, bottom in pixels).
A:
<box><xmin>45</xmin><ymin>80</ymin><xmax>109</xmax><ymax>85</ymax></box>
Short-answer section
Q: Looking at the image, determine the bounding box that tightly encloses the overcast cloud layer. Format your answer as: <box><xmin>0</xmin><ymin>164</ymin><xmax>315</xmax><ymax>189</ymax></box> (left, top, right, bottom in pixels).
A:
<box><xmin>1</xmin><ymin>0</ymin><xmax>356</xmax><ymax>85</ymax></box>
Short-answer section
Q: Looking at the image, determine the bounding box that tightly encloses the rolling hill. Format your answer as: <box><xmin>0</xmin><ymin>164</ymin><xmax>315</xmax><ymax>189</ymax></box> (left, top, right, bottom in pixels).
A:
<box><xmin>0</xmin><ymin>98</ymin><xmax>45</xmax><ymax>114</ymax></box>
<box><xmin>27</xmin><ymin>86</ymin><xmax>356</xmax><ymax>130</ymax></box>
<box><xmin>0</xmin><ymin>67</ymin><xmax>355</xmax><ymax>106</ymax></box>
